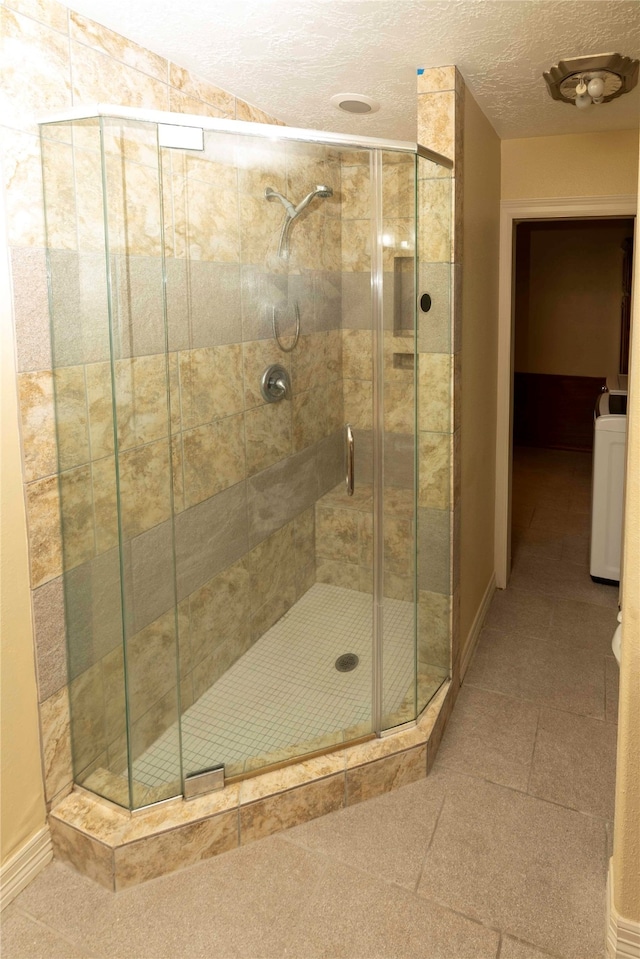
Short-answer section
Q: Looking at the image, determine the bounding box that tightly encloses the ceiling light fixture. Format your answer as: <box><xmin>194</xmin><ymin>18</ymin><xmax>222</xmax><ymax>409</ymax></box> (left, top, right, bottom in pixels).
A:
<box><xmin>543</xmin><ymin>53</ymin><xmax>639</xmax><ymax>110</ymax></box>
<box><xmin>330</xmin><ymin>93</ymin><xmax>380</xmax><ymax>115</ymax></box>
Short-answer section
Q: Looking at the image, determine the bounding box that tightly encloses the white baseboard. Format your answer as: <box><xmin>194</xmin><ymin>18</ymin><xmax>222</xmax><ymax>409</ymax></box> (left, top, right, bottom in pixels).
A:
<box><xmin>607</xmin><ymin>867</ymin><xmax>640</xmax><ymax>958</ymax></box>
<box><xmin>0</xmin><ymin>826</ymin><xmax>52</xmax><ymax>910</ymax></box>
<box><xmin>460</xmin><ymin>573</ymin><xmax>496</xmax><ymax>681</ymax></box>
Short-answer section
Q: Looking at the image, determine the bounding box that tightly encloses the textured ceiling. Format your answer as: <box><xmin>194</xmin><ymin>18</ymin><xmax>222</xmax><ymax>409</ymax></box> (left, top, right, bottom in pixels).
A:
<box><xmin>65</xmin><ymin>0</ymin><xmax>640</xmax><ymax>141</ymax></box>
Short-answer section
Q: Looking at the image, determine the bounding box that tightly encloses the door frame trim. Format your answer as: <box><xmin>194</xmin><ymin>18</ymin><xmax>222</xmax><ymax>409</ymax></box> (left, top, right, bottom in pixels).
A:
<box><xmin>495</xmin><ymin>193</ymin><xmax>638</xmax><ymax>589</ymax></box>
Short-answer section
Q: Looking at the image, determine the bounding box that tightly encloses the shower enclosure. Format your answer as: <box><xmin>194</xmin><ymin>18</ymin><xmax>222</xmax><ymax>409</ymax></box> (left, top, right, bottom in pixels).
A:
<box><xmin>40</xmin><ymin>107</ymin><xmax>453</xmax><ymax>810</ymax></box>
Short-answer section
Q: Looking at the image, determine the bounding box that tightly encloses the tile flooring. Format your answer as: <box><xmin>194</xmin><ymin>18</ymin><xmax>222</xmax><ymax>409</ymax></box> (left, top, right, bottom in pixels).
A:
<box><xmin>2</xmin><ymin>448</ymin><xmax>619</xmax><ymax>959</ymax></box>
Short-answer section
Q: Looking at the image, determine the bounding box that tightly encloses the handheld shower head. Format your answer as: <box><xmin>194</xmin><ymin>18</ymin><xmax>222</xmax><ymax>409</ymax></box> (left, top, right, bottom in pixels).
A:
<box><xmin>265</xmin><ymin>184</ymin><xmax>334</xmax><ymax>259</ymax></box>
<box><xmin>293</xmin><ymin>185</ymin><xmax>334</xmax><ymax>216</ymax></box>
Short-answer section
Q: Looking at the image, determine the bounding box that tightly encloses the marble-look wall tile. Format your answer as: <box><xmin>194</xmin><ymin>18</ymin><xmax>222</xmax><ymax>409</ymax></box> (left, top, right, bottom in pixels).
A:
<box><xmin>115</xmin><ymin>812</ymin><xmax>238</xmax><ymax>889</ymax></box>
<box><xmin>10</xmin><ymin>248</ymin><xmax>52</xmax><ymax>372</ymax></box>
<box><xmin>384</xmin><ymin>381</ymin><xmax>414</xmax><ymax>434</ymax></box>
<box><xmin>4</xmin><ymin>0</ymin><xmax>69</xmax><ymax>33</ymax></box>
<box><xmin>54</xmin><ymin>365</ymin><xmax>90</xmax><ymax>470</ymax></box>
<box><xmin>316</xmin><ymin>506</ymin><xmax>359</xmax><ymax>564</ymax></box>
<box><xmin>342</xmin><ymin>329</ymin><xmax>372</xmax><ymax>380</ymax></box>
<box><xmin>189</xmin><ymin>558</ymin><xmax>250</xmax><ymax>667</ymax></box>
<box><xmin>294</xmin><ymin>508</ymin><xmax>315</xmax><ymax>571</ymax></box>
<box><xmin>1</xmin><ymin>129</ymin><xmax>47</xmax><ymax>246</ymax></box>
<box><xmin>182</xmin><ymin>413</ymin><xmax>246</xmax><ymax>509</ymax></box>
<box><xmin>17</xmin><ymin>370</ymin><xmax>57</xmax><ymax>481</ymax></box>
<box><xmin>91</xmin><ymin>455</ymin><xmax>119</xmax><ymax>554</ymax></box>
<box><xmin>70</xmin><ymin>40</ymin><xmax>168</xmax><ymax>111</ymax></box>
<box><xmin>346</xmin><ymin>745</ymin><xmax>427</xmax><ymax>805</ymax></box>
<box><xmin>417</xmin><ymin>90</ymin><xmax>455</xmax><ymax>162</ymax></box>
<box><xmin>39</xmin><ymin>686</ymin><xmax>73</xmax><ymax>802</ymax></box>
<box><xmin>341</xmin><ymin>165</ymin><xmax>370</xmax><ymax>220</ymax></box>
<box><xmin>418</xmin><ymin>589</ymin><xmax>451</xmax><ymax>670</ymax></box>
<box><xmin>168</xmin><ymin>89</ymin><xmax>227</xmax><ymax>120</ymax></box>
<box><xmin>118</xmin><ymin>439</ymin><xmax>172</xmax><ymax>538</ymax></box>
<box><xmin>418</xmin><ymin>177</ymin><xmax>452</xmax><ymax>264</ymax></box>
<box><xmin>70</xmin><ymin>11</ymin><xmax>167</xmax><ymax>82</ymax></box>
<box><xmin>343</xmin><ymin>378</ymin><xmax>372</xmax><ymax>431</ymax></box>
<box><xmin>419</xmin><ymin>431</ymin><xmax>451</xmax><ymax>510</ymax></box>
<box><xmin>315</xmin><ymin>559</ymin><xmax>362</xmax><ymax>592</ymax></box>
<box><xmin>235</xmin><ymin>99</ymin><xmax>284</xmax><ymax>126</ymax></box>
<box><xmin>417</xmin><ymin>262</ymin><xmax>452</xmax><ymax>354</ymax></box>
<box><xmin>111</xmin><ymin>255</ymin><xmax>165</xmax><ymax>358</ymax></box>
<box><xmin>341</xmin><ymin>220</ymin><xmax>370</xmax><ymax>272</ymax></box>
<box><xmin>292</xmin><ymin>388</ymin><xmax>324</xmax><ymax>452</ymax></box>
<box><xmin>25</xmin><ymin>474</ymin><xmax>62</xmax><ymax>587</ymax></box>
<box><xmin>129</xmin><ymin>687</ymin><xmax>180</xmax><ymax>764</ymax></box>
<box><xmin>248</xmin><ymin>522</ymin><xmax>296</xmax><ymax>616</ymax></box>
<box><xmin>239</xmin><ymin>774</ymin><xmax>345</xmax><ymax>845</ymax></box>
<box><xmin>179</xmin><ymin>345</ymin><xmax>244</xmax><ymax>429</ymax></box>
<box><xmin>245</xmin><ymin>401</ymin><xmax>292</xmax><ymax>476</ymax></box>
<box><xmin>417</xmin><ymin>66</ymin><xmax>462</xmax><ymax>95</ymax></box>
<box><xmin>69</xmin><ymin>660</ymin><xmax>107</xmax><ymax>774</ymax></box>
<box><xmin>169</xmin><ymin>62</ymin><xmax>235</xmax><ymax>115</ymax></box>
<box><xmin>125</xmin><ymin>610</ymin><xmax>179</xmax><ymax>723</ymax></box>
<box><xmin>102</xmin><ymin>645</ymin><xmax>126</xmax><ymax>747</ymax></box>
<box><xmin>383</xmin><ymin>515</ymin><xmax>413</xmax><ymax>578</ymax></box>
<box><xmin>50</xmin><ymin>819</ymin><xmax>114</xmax><ymax>890</ymax></box>
<box><xmin>0</xmin><ymin>6</ymin><xmax>71</xmax><ymax>134</ymax></box>
<box><xmin>174</xmin><ymin>480</ymin><xmax>249</xmax><ymax>600</ymax></box>
<box><xmin>188</xmin><ymin>262</ymin><xmax>243</xmax><ymax>349</ymax></box>
<box><xmin>32</xmin><ymin>575</ymin><xmax>67</xmax><ymax>702</ymax></box>
<box><xmin>246</xmin><ymin>445</ymin><xmax>318</xmax><ymax>547</ymax></box>
<box><xmin>174</xmin><ymin>176</ymin><xmax>240</xmax><ymax>263</ymax></box>
<box><xmin>417</xmin><ymin>507</ymin><xmax>451</xmax><ymax>595</ymax></box>
<box><xmin>130</xmin><ymin>519</ymin><xmax>175</xmax><ymax>634</ymax></box>
<box><xmin>419</xmin><ymin>353</ymin><xmax>452</xmax><ymax>433</ymax></box>
<box><xmin>341</xmin><ymin>273</ymin><xmax>371</xmax><ymax>330</ymax></box>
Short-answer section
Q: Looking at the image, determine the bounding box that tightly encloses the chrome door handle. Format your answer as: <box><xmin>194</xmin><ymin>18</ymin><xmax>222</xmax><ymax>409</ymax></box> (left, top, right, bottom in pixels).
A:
<box><xmin>345</xmin><ymin>423</ymin><xmax>354</xmax><ymax>497</ymax></box>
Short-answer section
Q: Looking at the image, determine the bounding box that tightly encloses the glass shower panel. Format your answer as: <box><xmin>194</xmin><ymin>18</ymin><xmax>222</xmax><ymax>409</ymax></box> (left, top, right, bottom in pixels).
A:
<box><xmin>415</xmin><ymin>154</ymin><xmax>453</xmax><ymax>715</ymax></box>
<box><xmin>154</xmin><ymin>129</ymin><xmax>376</xmax><ymax>785</ymax></box>
<box><xmin>42</xmin><ymin>118</ymin><xmax>131</xmax><ymax>808</ymax></box>
<box><xmin>378</xmin><ymin>150</ymin><xmax>418</xmax><ymax>730</ymax></box>
<box><xmin>100</xmin><ymin>117</ymin><xmax>182</xmax><ymax>807</ymax></box>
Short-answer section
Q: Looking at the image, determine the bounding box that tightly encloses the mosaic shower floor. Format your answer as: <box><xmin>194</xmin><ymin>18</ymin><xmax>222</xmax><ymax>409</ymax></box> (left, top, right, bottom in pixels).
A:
<box><xmin>131</xmin><ymin>583</ymin><xmax>444</xmax><ymax>788</ymax></box>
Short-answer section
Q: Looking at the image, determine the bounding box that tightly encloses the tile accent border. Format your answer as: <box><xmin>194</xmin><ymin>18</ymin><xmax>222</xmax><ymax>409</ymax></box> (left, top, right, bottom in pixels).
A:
<box><xmin>0</xmin><ymin>827</ymin><xmax>53</xmax><ymax>911</ymax></box>
<box><xmin>607</xmin><ymin>869</ymin><xmax>640</xmax><ymax>959</ymax></box>
<box><xmin>49</xmin><ymin>681</ymin><xmax>452</xmax><ymax>890</ymax></box>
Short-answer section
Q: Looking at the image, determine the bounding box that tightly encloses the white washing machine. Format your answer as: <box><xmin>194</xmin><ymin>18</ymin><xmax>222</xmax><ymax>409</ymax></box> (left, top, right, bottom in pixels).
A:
<box><xmin>590</xmin><ymin>389</ymin><xmax>627</xmax><ymax>584</ymax></box>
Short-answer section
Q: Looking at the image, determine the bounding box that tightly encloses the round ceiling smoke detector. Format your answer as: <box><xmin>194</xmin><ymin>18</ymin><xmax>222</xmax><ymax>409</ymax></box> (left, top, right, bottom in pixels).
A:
<box><xmin>330</xmin><ymin>93</ymin><xmax>380</xmax><ymax>115</ymax></box>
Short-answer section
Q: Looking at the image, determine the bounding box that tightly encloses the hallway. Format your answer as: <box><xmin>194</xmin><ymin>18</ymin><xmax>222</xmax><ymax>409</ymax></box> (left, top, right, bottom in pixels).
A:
<box><xmin>1</xmin><ymin>449</ymin><xmax>619</xmax><ymax>959</ymax></box>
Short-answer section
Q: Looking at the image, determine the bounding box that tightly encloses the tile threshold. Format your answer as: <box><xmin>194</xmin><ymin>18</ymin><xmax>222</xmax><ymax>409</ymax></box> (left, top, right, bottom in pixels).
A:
<box><xmin>49</xmin><ymin>681</ymin><xmax>452</xmax><ymax>890</ymax></box>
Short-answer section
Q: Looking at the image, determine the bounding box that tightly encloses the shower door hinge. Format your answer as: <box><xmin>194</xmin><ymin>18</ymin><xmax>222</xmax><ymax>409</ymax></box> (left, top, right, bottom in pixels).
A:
<box><xmin>184</xmin><ymin>764</ymin><xmax>225</xmax><ymax>799</ymax></box>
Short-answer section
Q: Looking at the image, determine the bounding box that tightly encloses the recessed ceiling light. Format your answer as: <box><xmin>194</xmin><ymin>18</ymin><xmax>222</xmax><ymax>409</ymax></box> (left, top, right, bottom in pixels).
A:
<box><xmin>330</xmin><ymin>93</ymin><xmax>380</xmax><ymax>115</ymax></box>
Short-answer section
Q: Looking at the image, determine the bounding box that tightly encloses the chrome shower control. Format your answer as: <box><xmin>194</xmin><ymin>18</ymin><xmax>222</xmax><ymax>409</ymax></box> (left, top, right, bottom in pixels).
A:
<box><xmin>261</xmin><ymin>364</ymin><xmax>291</xmax><ymax>403</ymax></box>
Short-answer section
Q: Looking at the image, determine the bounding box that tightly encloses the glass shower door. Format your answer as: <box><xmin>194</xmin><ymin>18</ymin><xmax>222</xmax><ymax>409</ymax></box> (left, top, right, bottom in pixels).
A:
<box><xmin>150</xmin><ymin>129</ymin><xmax>379</xmax><ymax>787</ymax></box>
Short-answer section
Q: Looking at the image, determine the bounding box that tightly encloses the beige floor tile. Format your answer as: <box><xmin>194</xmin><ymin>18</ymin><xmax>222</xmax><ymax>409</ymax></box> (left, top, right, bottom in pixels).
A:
<box><xmin>549</xmin><ymin>598</ymin><xmax>618</xmax><ymax>654</ymax></box>
<box><xmin>466</xmin><ymin>627</ymin><xmax>605</xmax><ymax>720</ymax></box>
<box><xmin>0</xmin><ymin>905</ymin><xmax>93</xmax><ymax>959</ymax></box>
<box><xmin>433</xmin><ymin>685</ymin><xmax>538</xmax><ymax>791</ymax></box>
<box><xmin>500</xmin><ymin>934</ymin><xmax>564</xmax><ymax>959</ymax></box>
<box><xmin>528</xmin><ymin>708</ymin><xmax>617</xmax><ymax>820</ymax></box>
<box><xmin>511</xmin><ymin>526</ymin><xmax>563</xmax><ymax>563</ymax></box>
<box><xmin>419</xmin><ymin>770</ymin><xmax>607</xmax><ymax>959</ymax></box>
<box><xmin>509</xmin><ymin>555</ymin><xmax>619</xmax><ymax>609</ymax></box>
<box><xmin>284</xmin><ymin>775</ymin><xmax>447</xmax><ymax>889</ymax></box>
<box><xmin>484</xmin><ymin>588</ymin><xmax>553</xmax><ymax>638</ymax></box>
<box><xmin>287</xmin><ymin>857</ymin><xmax>499</xmax><ymax>959</ymax></box>
<box><xmin>605</xmin><ymin>657</ymin><xmax>619</xmax><ymax>724</ymax></box>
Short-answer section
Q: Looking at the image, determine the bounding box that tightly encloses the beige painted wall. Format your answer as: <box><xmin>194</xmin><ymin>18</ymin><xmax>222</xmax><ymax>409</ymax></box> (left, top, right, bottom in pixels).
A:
<box><xmin>460</xmin><ymin>88</ymin><xmax>501</xmax><ymax>657</ymax></box>
<box><xmin>502</xmin><ymin>129</ymin><xmax>639</xmax><ymax>200</ymax></box>
<box><xmin>515</xmin><ymin>220</ymin><xmax>633</xmax><ymax>377</ymax></box>
<box><xmin>611</xmin><ymin>149</ymin><xmax>640</xmax><ymax>925</ymax></box>
<box><xmin>0</xmin><ymin>163</ymin><xmax>47</xmax><ymax>866</ymax></box>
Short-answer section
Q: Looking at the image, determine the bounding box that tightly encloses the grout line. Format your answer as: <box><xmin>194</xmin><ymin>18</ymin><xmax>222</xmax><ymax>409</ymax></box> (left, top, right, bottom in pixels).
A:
<box><xmin>413</xmin><ymin>791</ymin><xmax>447</xmax><ymax>894</ymax></box>
<box><xmin>524</xmin><ymin>707</ymin><xmax>541</xmax><ymax>794</ymax></box>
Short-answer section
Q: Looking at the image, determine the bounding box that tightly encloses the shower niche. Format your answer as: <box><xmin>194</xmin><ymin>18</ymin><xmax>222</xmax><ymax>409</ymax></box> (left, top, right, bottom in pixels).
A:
<box><xmin>40</xmin><ymin>109</ymin><xmax>453</xmax><ymax>812</ymax></box>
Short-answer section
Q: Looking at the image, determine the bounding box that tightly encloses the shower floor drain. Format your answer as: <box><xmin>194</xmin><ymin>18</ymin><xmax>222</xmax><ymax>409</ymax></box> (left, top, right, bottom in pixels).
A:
<box><xmin>335</xmin><ymin>653</ymin><xmax>359</xmax><ymax>672</ymax></box>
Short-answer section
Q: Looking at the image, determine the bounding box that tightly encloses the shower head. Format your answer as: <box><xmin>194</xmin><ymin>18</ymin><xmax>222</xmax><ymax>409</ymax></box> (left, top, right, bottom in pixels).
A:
<box><xmin>265</xmin><ymin>184</ymin><xmax>334</xmax><ymax>259</ymax></box>
<box><xmin>293</xmin><ymin>185</ymin><xmax>333</xmax><ymax>217</ymax></box>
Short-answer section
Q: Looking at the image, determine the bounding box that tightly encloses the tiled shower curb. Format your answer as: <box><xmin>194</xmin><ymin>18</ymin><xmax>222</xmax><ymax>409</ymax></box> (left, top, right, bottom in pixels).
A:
<box><xmin>49</xmin><ymin>681</ymin><xmax>453</xmax><ymax>890</ymax></box>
